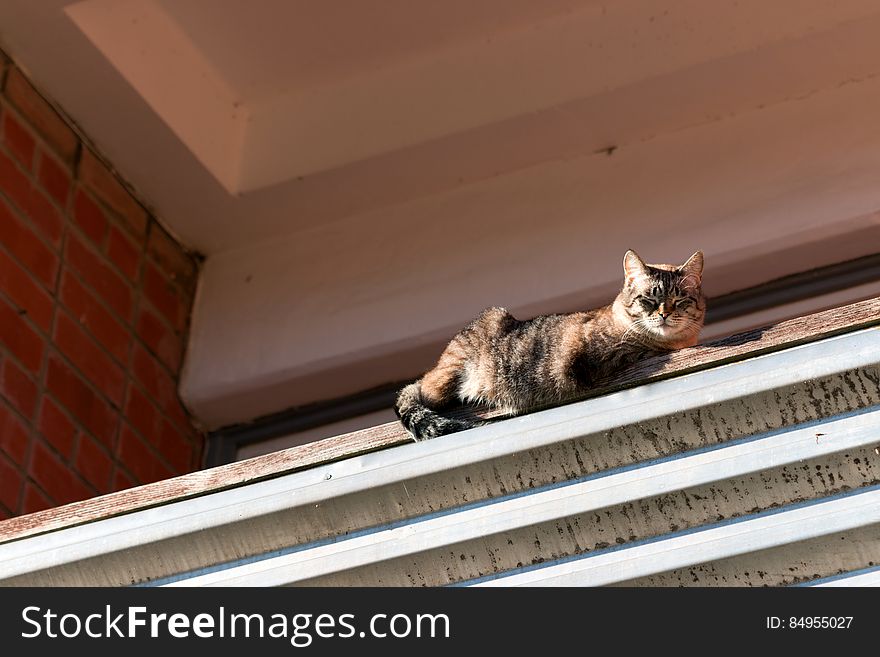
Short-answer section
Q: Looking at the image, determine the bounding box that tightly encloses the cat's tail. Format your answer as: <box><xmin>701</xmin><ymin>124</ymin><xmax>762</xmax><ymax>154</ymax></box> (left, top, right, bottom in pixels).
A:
<box><xmin>394</xmin><ymin>381</ymin><xmax>480</xmax><ymax>441</ymax></box>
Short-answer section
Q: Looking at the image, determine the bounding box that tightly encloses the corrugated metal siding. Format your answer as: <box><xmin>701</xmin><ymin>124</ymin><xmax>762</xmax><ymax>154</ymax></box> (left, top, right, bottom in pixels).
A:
<box><xmin>1</xmin><ymin>327</ymin><xmax>879</xmax><ymax>586</ymax></box>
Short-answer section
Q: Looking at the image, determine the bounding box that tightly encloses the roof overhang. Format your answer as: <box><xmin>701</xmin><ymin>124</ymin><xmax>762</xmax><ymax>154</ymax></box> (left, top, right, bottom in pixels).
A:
<box><xmin>5</xmin><ymin>1</ymin><xmax>880</xmax><ymax>428</ymax></box>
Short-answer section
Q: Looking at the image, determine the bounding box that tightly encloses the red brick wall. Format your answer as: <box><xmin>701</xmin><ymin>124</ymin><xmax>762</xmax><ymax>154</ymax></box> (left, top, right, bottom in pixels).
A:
<box><xmin>0</xmin><ymin>53</ymin><xmax>204</xmax><ymax>519</ymax></box>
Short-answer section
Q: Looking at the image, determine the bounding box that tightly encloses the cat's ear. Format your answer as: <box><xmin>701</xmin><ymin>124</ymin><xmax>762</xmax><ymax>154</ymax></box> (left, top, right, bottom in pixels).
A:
<box><xmin>679</xmin><ymin>250</ymin><xmax>704</xmax><ymax>283</ymax></box>
<box><xmin>623</xmin><ymin>249</ymin><xmax>648</xmax><ymax>281</ymax></box>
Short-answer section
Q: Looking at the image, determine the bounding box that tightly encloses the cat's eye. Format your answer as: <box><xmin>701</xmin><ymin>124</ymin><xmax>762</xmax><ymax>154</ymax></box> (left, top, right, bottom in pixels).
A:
<box><xmin>676</xmin><ymin>299</ymin><xmax>693</xmax><ymax>309</ymax></box>
<box><xmin>638</xmin><ymin>297</ymin><xmax>657</xmax><ymax>310</ymax></box>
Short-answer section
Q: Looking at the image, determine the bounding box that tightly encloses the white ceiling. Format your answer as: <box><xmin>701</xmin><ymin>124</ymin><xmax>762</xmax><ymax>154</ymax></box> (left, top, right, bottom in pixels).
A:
<box><xmin>158</xmin><ymin>0</ymin><xmax>584</xmax><ymax>99</ymax></box>
<box><xmin>3</xmin><ymin>0</ymin><xmax>879</xmax><ymax>255</ymax></box>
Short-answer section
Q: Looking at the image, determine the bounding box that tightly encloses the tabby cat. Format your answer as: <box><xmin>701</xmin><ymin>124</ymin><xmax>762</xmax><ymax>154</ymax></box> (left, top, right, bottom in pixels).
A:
<box><xmin>394</xmin><ymin>249</ymin><xmax>705</xmax><ymax>440</ymax></box>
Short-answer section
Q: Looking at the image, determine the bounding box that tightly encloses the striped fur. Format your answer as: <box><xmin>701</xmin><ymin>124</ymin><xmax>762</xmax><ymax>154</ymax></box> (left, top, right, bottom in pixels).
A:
<box><xmin>395</xmin><ymin>250</ymin><xmax>706</xmax><ymax>441</ymax></box>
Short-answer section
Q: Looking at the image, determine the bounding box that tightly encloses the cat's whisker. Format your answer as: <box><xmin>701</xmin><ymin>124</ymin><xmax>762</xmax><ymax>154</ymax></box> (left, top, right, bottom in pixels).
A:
<box><xmin>618</xmin><ymin>317</ymin><xmax>648</xmax><ymax>344</ymax></box>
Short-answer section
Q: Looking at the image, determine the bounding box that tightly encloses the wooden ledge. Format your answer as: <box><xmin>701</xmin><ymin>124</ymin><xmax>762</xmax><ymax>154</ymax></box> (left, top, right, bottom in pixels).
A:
<box><xmin>2</xmin><ymin>296</ymin><xmax>879</xmax><ymax>544</ymax></box>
